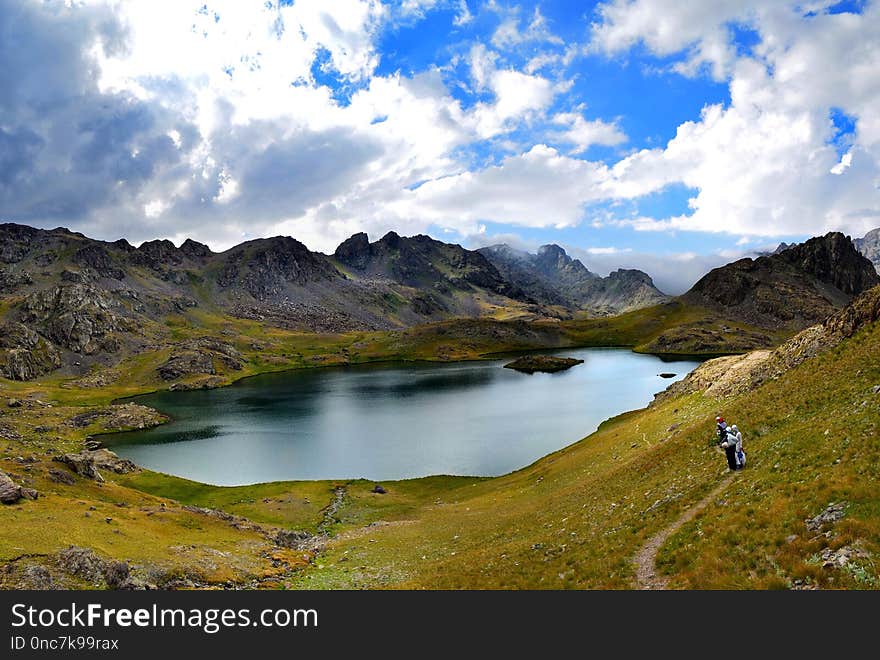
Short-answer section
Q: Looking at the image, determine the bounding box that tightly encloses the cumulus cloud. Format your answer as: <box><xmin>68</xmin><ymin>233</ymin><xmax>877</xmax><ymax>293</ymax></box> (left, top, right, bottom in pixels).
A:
<box><xmin>552</xmin><ymin>111</ymin><xmax>627</xmax><ymax>153</ymax></box>
<box><xmin>2</xmin><ymin>0</ymin><xmax>879</xmax><ymax>273</ymax></box>
<box><xmin>596</xmin><ymin>1</ymin><xmax>880</xmax><ymax>239</ymax></box>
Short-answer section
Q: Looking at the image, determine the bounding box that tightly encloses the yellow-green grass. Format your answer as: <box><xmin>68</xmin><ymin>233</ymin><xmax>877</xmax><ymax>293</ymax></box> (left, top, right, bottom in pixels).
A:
<box><xmin>279</xmin><ymin>321</ymin><xmax>880</xmax><ymax>589</ymax></box>
<box><xmin>0</xmin><ymin>302</ymin><xmax>843</xmax><ymax>590</ymax></box>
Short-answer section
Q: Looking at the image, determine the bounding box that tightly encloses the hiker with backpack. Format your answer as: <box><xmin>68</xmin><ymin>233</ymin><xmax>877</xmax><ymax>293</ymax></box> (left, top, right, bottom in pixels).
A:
<box><xmin>721</xmin><ymin>426</ymin><xmax>739</xmax><ymax>471</ymax></box>
<box><xmin>716</xmin><ymin>416</ymin><xmax>727</xmax><ymax>443</ymax></box>
<box><xmin>731</xmin><ymin>424</ymin><xmax>745</xmax><ymax>469</ymax></box>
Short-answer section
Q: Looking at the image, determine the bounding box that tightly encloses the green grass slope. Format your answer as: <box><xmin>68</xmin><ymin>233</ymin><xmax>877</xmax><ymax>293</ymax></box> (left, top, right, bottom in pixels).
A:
<box><xmin>289</xmin><ymin>314</ymin><xmax>879</xmax><ymax>589</ymax></box>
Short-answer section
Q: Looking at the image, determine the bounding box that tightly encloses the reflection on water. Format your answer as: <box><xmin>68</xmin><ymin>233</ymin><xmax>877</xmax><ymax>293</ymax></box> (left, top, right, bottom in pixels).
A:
<box><xmin>107</xmin><ymin>348</ymin><xmax>701</xmax><ymax>485</ymax></box>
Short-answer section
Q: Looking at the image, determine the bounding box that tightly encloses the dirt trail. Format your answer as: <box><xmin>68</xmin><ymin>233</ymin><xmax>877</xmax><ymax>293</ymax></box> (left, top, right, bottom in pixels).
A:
<box><xmin>633</xmin><ymin>472</ymin><xmax>736</xmax><ymax>589</ymax></box>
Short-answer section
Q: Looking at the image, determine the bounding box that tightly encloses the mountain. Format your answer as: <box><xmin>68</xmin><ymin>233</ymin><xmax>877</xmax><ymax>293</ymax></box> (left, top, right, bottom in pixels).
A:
<box><xmin>681</xmin><ymin>232</ymin><xmax>880</xmax><ymax>329</ymax></box>
<box><xmin>854</xmin><ymin>227</ymin><xmax>880</xmax><ymax>272</ymax></box>
<box><xmin>478</xmin><ymin>243</ymin><xmax>668</xmax><ymax>315</ymax></box>
<box><xmin>0</xmin><ymin>223</ymin><xmax>549</xmax><ymax>381</ymax></box>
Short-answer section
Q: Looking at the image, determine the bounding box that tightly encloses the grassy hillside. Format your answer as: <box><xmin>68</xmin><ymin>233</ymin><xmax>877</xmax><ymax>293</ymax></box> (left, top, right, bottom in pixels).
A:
<box><xmin>0</xmin><ymin>298</ymin><xmax>868</xmax><ymax>589</ymax></box>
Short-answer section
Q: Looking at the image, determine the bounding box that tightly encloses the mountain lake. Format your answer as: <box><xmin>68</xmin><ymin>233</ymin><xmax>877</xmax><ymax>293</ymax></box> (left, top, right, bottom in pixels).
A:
<box><xmin>106</xmin><ymin>347</ymin><xmax>703</xmax><ymax>485</ymax></box>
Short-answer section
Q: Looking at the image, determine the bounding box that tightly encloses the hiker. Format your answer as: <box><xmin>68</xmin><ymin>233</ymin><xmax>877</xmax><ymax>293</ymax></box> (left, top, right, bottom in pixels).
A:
<box><xmin>716</xmin><ymin>416</ymin><xmax>727</xmax><ymax>443</ymax></box>
<box><xmin>731</xmin><ymin>424</ymin><xmax>745</xmax><ymax>469</ymax></box>
<box><xmin>721</xmin><ymin>426</ymin><xmax>739</xmax><ymax>471</ymax></box>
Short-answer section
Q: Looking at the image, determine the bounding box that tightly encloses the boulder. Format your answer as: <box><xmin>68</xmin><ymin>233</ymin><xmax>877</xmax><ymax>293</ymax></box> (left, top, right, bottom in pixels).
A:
<box><xmin>53</xmin><ymin>449</ymin><xmax>138</xmax><ymax>479</ymax></box>
<box><xmin>157</xmin><ymin>350</ymin><xmax>215</xmax><ymax>380</ymax></box>
<box><xmin>0</xmin><ymin>471</ymin><xmax>24</xmax><ymax>503</ymax></box>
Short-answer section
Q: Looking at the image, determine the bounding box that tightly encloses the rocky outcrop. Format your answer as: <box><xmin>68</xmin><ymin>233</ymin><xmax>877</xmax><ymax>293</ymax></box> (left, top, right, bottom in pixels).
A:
<box><xmin>157</xmin><ymin>350</ymin><xmax>215</xmax><ymax>380</ymax></box>
<box><xmin>0</xmin><ymin>266</ymin><xmax>32</xmax><ymax>292</ymax></box>
<box><xmin>22</xmin><ymin>284</ymin><xmax>127</xmax><ymax>354</ymax></box>
<box><xmin>157</xmin><ymin>338</ymin><xmax>243</xmax><ymax>380</ymax></box>
<box><xmin>660</xmin><ymin>284</ymin><xmax>880</xmax><ymax>400</ymax></box>
<box><xmin>68</xmin><ymin>403</ymin><xmax>167</xmax><ymax>431</ymax></box>
<box><xmin>72</xmin><ymin>244</ymin><xmax>125</xmax><ymax>280</ymax></box>
<box><xmin>0</xmin><ymin>321</ymin><xmax>61</xmax><ymax>380</ymax></box>
<box><xmin>682</xmin><ymin>233</ymin><xmax>880</xmax><ymax>330</ymax></box>
<box><xmin>334</xmin><ymin>232</ymin><xmax>371</xmax><ymax>270</ymax></box>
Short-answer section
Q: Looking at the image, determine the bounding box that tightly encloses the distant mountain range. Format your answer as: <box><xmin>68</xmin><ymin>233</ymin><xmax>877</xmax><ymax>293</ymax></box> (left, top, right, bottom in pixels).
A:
<box><xmin>477</xmin><ymin>243</ymin><xmax>668</xmax><ymax>315</ymax></box>
<box><xmin>1</xmin><ymin>222</ymin><xmax>878</xmax><ymax>382</ymax></box>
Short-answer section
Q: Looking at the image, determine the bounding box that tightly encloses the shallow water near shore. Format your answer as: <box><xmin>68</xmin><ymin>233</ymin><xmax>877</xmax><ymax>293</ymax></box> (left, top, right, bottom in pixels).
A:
<box><xmin>107</xmin><ymin>348</ymin><xmax>701</xmax><ymax>486</ymax></box>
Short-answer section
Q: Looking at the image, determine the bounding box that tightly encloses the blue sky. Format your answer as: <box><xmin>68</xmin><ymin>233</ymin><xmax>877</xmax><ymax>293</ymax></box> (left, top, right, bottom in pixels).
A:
<box><xmin>1</xmin><ymin>0</ymin><xmax>877</xmax><ymax>292</ymax></box>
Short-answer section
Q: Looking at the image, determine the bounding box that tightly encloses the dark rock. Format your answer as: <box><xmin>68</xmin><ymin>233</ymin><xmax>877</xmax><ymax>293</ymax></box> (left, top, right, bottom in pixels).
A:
<box><xmin>103</xmin><ymin>561</ymin><xmax>131</xmax><ymax>589</ymax></box>
<box><xmin>20</xmin><ymin>488</ymin><xmax>38</xmax><ymax>500</ymax></box>
<box><xmin>334</xmin><ymin>232</ymin><xmax>371</xmax><ymax>270</ymax></box>
<box><xmin>371</xmin><ymin>484</ymin><xmax>387</xmax><ymax>494</ymax></box>
<box><xmin>48</xmin><ymin>469</ymin><xmax>76</xmax><ymax>485</ymax></box>
<box><xmin>658</xmin><ymin>373</ymin><xmax>677</xmax><ymax>378</ymax></box>
<box><xmin>180</xmin><ymin>238</ymin><xmax>212</xmax><ymax>260</ymax></box>
<box><xmin>72</xmin><ymin>244</ymin><xmax>125</xmax><ymax>279</ymax></box>
<box><xmin>684</xmin><ymin>233</ymin><xmax>880</xmax><ymax>330</ymax></box>
<box><xmin>504</xmin><ymin>355</ymin><xmax>584</xmax><ymax>374</ymax></box>
<box><xmin>216</xmin><ymin>236</ymin><xmax>341</xmax><ymax>299</ymax></box>
<box><xmin>7</xmin><ymin>398</ymin><xmax>22</xmax><ymax>408</ymax></box>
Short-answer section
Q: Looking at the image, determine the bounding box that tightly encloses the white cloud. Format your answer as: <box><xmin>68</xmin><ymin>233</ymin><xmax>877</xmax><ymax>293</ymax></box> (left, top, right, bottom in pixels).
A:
<box><xmin>396</xmin><ymin>144</ymin><xmax>611</xmax><ymax>230</ymax></box>
<box><xmin>595</xmin><ymin>2</ymin><xmax>880</xmax><ymax>239</ymax></box>
<box><xmin>491</xmin><ymin>7</ymin><xmax>563</xmax><ymax>49</ymax></box>
<box><xmin>552</xmin><ymin>111</ymin><xmax>627</xmax><ymax>153</ymax></box>
<box><xmin>586</xmin><ymin>246</ymin><xmax>631</xmax><ymax>255</ymax></box>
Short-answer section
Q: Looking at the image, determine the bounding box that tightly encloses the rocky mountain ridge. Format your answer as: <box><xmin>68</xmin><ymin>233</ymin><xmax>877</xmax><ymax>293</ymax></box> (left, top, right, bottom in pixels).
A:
<box><xmin>682</xmin><ymin>232</ymin><xmax>879</xmax><ymax>330</ymax></box>
<box><xmin>478</xmin><ymin>243</ymin><xmax>669</xmax><ymax>315</ymax></box>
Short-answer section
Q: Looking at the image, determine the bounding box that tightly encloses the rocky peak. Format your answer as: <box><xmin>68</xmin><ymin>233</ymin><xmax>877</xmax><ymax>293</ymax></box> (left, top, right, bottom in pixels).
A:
<box><xmin>180</xmin><ymin>238</ymin><xmax>211</xmax><ymax>260</ymax></box>
<box><xmin>135</xmin><ymin>239</ymin><xmax>182</xmax><ymax>266</ymax></box>
<box><xmin>334</xmin><ymin>232</ymin><xmax>371</xmax><ymax>269</ymax></box>
<box><xmin>535</xmin><ymin>244</ymin><xmax>593</xmax><ymax>280</ymax></box>
<box><xmin>378</xmin><ymin>231</ymin><xmax>402</xmax><ymax>249</ymax></box>
<box><xmin>775</xmin><ymin>232</ymin><xmax>879</xmax><ymax>296</ymax></box>
<box><xmin>217</xmin><ymin>236</ymin><xmax>341</xmax><ymax>298</ymax></box>
<box><xmin>607</xmin><ymin>269</ymin><xmax>655</xmax><ymax>285</ymax></box>
<box><xmin>684</xmin><ymin>232</ymin><xmax>879</xmax><ymax>329</ymax></box>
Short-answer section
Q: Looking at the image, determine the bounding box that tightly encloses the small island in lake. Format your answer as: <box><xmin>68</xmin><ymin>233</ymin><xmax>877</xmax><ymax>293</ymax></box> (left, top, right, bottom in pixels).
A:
<box><xmin>503</xmin><ymin>356</ymin><xmax>584</xmax><ymax>374</ymax></box>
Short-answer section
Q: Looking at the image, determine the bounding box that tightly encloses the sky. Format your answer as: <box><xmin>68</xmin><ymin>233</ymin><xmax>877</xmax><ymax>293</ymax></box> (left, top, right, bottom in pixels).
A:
<box><xmin>1</xmin><ymin>0</ymin><xmax>878</xmax><ymax>293</ymax></box>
